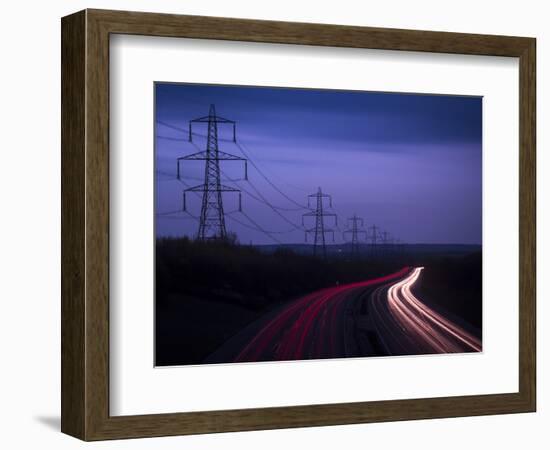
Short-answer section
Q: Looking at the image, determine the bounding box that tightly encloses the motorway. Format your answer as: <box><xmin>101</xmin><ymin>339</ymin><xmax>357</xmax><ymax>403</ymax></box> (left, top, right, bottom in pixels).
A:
<box><xmin>370</xmin><ymin>267</ymin><xmax>481</xmax><ymax>355</ymax></box>
<box><xmin>206</xmin><ymin>266</ymin><xmax>481</xmax><ymax>364</ymax></box>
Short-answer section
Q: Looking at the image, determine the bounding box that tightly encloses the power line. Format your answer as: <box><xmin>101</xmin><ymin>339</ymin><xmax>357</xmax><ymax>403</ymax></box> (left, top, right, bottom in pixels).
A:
<box><xmin>193</xmin><ymin>132</ymin><xmax>309</xmax><ymax>195</ymax></box>
<box><xmin>157</xmin><ymin>135</ymin><xmax>187</xmax><ymax>142</ymax></box>
<box><xmin>160</xmin><ymin>168</ymin><xmax>243</xmax><ymax>183</ymax></box>
<box><xmin>157</xmin><ymin>120</ymin><xmax>186</xmax><ymax>134</ymax></box>
<box><xmin>234</xmin><ymin>139</ymin><xmax>309</xmax><ymax>193</ymax></box>
<box><xmin>191</xmin><ymin>131</ymin><xmax>235</xmax><ymax>143</ymax></box>
<box><xmin>239</xmin><ymin>183</ymin><xmax>304</xmax><ymax>211</ymax></box>
<box><xmin>156</xmin><ymin>209</ymin><xmax>186</xmax><ymax>216</ymax></box>
<box><xmin>230</xmin><ymin>211</ymin><xmax>297</xmax><ymax>234</ymax></box>
<box><xmin>235</xmin><ymin>141</ymin><xmax>309</xmax><ymax>209</ymax></box>
<box><xmin>226</xmin><ymin>211</ymin><xmax>284</xmax><ymax>244</ymax></box>
<box><xmin>160</xmin><ymin>115</ymin><xmax>398</xmax><ymax>251</ymax></box>
<box><xmin>156</xmin><ymin>215</ymin><xmax>196</xmax><ymax>220</ymax></box>
<box><xmin>217</xmin><ymin>166</ymin><xmax>304</xmax><ymax>230</ymax></box>
<box><xmin>157</xmin><ymin>120</ymin><xmax>236</xmax><ymax>144</ymax></box>
<box><xmin>159</xmin><ymin>133</ymin><xmax>305</xmax><ymax>234</ymax></box>
<box><xmin>158</xmin><ymin>120</ymin><xmax>309</xmax><ymax>212</ymax></box>
<box><xmin>219</xmin><ymin>166</ymin><xmax>304</xmax><ymax>212</ymax></box>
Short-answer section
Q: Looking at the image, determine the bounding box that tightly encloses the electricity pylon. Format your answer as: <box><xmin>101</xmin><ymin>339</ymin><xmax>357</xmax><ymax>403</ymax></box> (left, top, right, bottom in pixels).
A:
<box><xmin>367</xmin><ymin>224</ymin><xmax>380</xmax><ymax>257</ymax></box>
<box><xmin>343</xmin><ymin>214</ymin><xmax>367</xmax><ymax>258</ymax></box>
<box><xmin>177</xmin><ymin>104</ymin><xmax>247</xmax><ymax>241</ymax></box>
<box><xmin>302</xmin><ymin>187</ymin><xmax>337</xmax><ymax>257</ymax></box>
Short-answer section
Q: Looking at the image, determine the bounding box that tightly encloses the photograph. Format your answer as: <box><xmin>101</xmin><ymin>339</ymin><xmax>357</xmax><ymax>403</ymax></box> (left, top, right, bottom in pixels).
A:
<box><xmin>154</xmin><ymin>82</ymin><xmax>483</xmax><ymax>367</ymax></box>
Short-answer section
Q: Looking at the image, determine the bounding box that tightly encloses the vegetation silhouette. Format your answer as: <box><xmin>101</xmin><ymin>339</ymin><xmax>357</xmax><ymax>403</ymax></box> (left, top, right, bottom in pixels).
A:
<box><xmin>155</xmin><ymin>238</ymin><xmax>481</xmax><ymax>365</ymax></box>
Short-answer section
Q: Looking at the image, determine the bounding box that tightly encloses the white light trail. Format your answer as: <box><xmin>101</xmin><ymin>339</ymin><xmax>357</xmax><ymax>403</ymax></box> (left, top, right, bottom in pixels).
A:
<box><xmin>387</xmin><ymin>267</ymin><xmax>482</xmax><ymax>353</ymax></box>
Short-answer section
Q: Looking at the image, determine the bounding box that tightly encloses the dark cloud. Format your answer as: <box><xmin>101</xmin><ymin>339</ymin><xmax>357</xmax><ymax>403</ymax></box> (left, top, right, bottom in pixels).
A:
<box><xmin>155</xmin><ymin>82</ymin><xmax>482</xmax><ymax>245</ymax></box>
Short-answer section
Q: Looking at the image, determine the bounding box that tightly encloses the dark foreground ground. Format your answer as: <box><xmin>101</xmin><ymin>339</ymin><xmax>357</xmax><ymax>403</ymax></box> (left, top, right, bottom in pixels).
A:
<box><xmin>155</xmin><ymin>238</ymin><xmax>481</xmax><ymax>366</ymax></box>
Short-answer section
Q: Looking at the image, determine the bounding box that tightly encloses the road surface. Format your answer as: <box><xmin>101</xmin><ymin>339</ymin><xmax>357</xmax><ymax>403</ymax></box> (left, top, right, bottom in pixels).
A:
<box><xmin>206</xmin><ymin>266</ymin><xmax>481</xmax><ymax>364</ymax></box>
<box><xmin>370</xmin><ymin>267</ymin><xmax>481</xmax><ymax>355</ymax></box>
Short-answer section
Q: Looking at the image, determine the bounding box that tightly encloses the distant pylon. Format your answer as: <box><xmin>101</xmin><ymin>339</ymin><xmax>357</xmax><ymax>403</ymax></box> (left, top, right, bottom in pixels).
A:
<box><xmin>367</xmin><ymin>224</ymin><xmax>379</xmax><ymax>257</ymax></box>
<box><xmin>343</xmin><ymin>214</ymin><xmax>367</xmax><ymax>258</ymax></box>
<box><xmin>302</xmin><ymin>187</ymin><xmax>337</xmax><ymax>257</ymax></box>
<box><xmin>177</xmin><ymin>104</ymin><xmax>247</xmax><ymax>240</ymax></box>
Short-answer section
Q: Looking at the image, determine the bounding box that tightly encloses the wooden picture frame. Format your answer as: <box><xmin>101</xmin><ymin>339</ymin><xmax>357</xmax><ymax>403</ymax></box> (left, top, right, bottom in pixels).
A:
<box><xmin>61</xmin><ymin>9</ymin><xmax>536</xmax><ymax>440</ymax></box>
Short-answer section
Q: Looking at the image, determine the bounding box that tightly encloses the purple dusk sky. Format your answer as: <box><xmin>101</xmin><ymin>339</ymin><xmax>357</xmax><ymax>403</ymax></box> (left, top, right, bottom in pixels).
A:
<box><xmin>155</xmin><ymin>83</ymin><xmax>482</xmax><ymax>245</ymax></box>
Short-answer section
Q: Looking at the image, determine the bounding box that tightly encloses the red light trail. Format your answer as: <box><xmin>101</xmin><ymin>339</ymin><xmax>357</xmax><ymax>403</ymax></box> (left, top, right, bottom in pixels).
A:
<box><xmin>235</xmin><ymin>268</ymin><xmax>409</xmax><ymax>362</ymax></box>
<box><xmin>230</xmin><ymin>267</ymin><xmax>481</xmax><ymax>363</ymax></box>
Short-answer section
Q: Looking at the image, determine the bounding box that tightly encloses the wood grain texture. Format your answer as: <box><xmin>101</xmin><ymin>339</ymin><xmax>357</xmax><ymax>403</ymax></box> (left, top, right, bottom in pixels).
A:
<box><xmin>60</xmin><ymin>8</ymin><xmax>537</xmax><ymax>441</ymax></box>
<box><xmin>89</xmin><ymin>8</ymin><xmax>532</xmax><ymax>56</ymax></box>
<box><xmin>61</xmin><ymin>10</ymin><xmax>86</xmax><ymax>439</ymax></box>
<box><xmin>518</xmin><ymin>38</ymin><xmax>536</xmax><ymax>410</ymax></box>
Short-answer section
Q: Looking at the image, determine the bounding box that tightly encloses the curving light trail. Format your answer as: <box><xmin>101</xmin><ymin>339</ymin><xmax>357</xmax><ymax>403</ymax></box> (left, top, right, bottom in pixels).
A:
<box><xmin>385</xmin><ymin>267</ymin><xmax>482</xmax><ymax>353</ymax></box>
<box><xmin>226</xmin><ymin>266</ymin><xmax>481</xmax><ymax>363</ymax></box>
<box><xmin>235</xmin><ymin>268</ymin><xmax>410</xmax><ymax>362</ymax></box>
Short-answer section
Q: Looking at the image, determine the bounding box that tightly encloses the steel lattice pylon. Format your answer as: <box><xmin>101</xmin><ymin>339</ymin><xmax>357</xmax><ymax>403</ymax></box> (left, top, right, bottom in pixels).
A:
<box><xmin>178</xmin><ymin>104</ymin><xmax>247</xmax><ymax>241</ymax></box>
<box><xmin>343</xmin><ymin>214</ymin><xmax>367</xmax><ymax>258</ymax></box>
<box><xmin>302</xmin><ymin>187</ymin><xmax>337</xmax><ymax>257</ymax></box>
<box><xmin>367</xmin><ymin>224</ymin><xmax>379</xmax><ymax>256</ymax></box>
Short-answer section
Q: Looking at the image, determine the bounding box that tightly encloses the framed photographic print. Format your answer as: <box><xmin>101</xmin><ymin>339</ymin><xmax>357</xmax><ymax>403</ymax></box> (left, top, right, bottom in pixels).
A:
<box><xmin>61</xmin><ymin>9</ymin><xmax>536</xmax><ymax>440</ymax></box>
